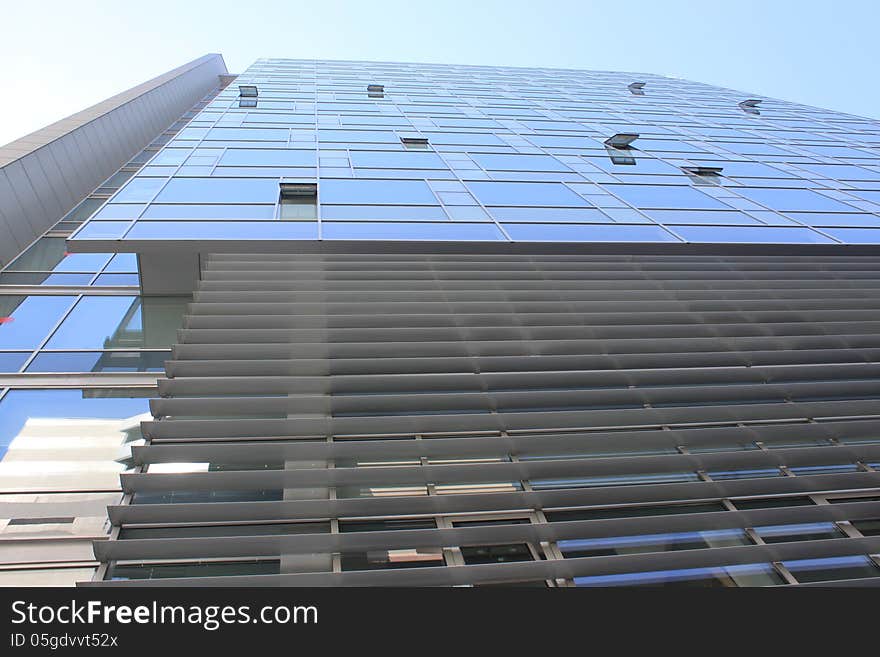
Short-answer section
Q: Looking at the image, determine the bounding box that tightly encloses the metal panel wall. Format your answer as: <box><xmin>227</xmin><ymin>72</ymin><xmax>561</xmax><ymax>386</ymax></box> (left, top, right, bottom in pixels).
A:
<box><xmin>0</xmin><ymin>54</ymin><xmax>228</xmax><ymax>266</ymax></box>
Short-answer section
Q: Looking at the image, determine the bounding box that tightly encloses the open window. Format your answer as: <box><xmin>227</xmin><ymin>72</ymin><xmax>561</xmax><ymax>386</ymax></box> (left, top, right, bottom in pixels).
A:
<box><xmin>739</xmin><ymin>99</ymin><xmax>762</xmax><ymax>115</ymax></box>
<box><xmin>628</xmin><ymin>81</ymin><xmax>646</xmax><ymax>95</ymax></box>
<box><xmin>279</xmin><ymin>182</ymin><xmax>317</xmax><ymax>220</ymax></box>
<box><xmin>604</xmin><ymin>132</ymin><xmax>639</xmax><ymax>165</ymax></box>
<box><xmin>400</xmin><ymin>134</ymin><xmax>429</xmax><ymax>150</ymax></box>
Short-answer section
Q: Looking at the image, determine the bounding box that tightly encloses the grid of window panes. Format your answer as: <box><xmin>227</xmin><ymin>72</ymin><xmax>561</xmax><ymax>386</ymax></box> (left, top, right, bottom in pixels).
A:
<box><xmin>72</xmin><ymin>58</ymin><xmax>880</xmax><ymax>246</ymax></box>
<box><xmin>0</xmin><ymin>90</ymin><xmax>221</xmax><ymax>375</ymax></box>
<box><xmin>0</xmin><ymin>85</ymin><xmax>227</xmax><ymax>586</ymax></box>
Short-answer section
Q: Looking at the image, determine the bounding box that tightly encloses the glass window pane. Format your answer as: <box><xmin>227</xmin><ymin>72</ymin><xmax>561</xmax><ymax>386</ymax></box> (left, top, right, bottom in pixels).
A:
<box><xmin>0</xmin><ymin>388</ymin><xmax>153</xmax><ymax>485</ymax></box>
<box><xmin>141</xmin><ymin>204</ymin><xmax>276</xmax><ymax>219</ymax></box>
<box><xmin>605</xmin><ymin>184</ymin><xmax>730</xmax><ymax>210</ymax></box>
<box><xmin>219</xmin><ymin>149</ymin><xmax>316</xmax><ymax>167</ymax></box>
<box><xmin>349</xmin><ymin>151</ymin><xmax>448</xmax><ymax>169</ymax></box>
<box><xmin>103</xmin><ymin>254</ymin><xmax>139</xmax><ymax>273</ymax></box>
<box><xmin>0</xmin><ymin>353</ymin><xmax>29</xmax><ymax>373</ymax></box>
<box><xmin>504</xmin><ymin>223</ymin><xmax>679</xmax><ymax>242</ymax></box>
<box><xmin>322</xmin><ymin>222</ymin><xmax>504</xmax><ymax>241</ymax></box>
<box><xmin>0</xmin><ymin>296</ymin><xmax>76</xmax><ymax>349</ymax></box>
<box><xmin>71</xmin><ymin>222</ymin><xmax>130</xmax><ymax>239</ymax></box>
<box><xmin>471</xmin><ymin>153</ymin><xmax>571</xmax><ymax>172</ymax></box>
<box><xmin>113</xmin><ymin>178</ymin><xmax>166</xmax><ymax>203</ymax></box>
<box><xmin>783</xmin><ymin>556</ymin><xmax>880</xmax><ymax>583</ymax></box>
<box><xmin>125</xmin><ymin>221</ymin><xmax>318</xmax><ymax>240</ymax></box>
<box><xmin>321</xmin><ymin>205</ymin><xmax>448</xmax><ymax>221</ymax></box>
<box><xmin>26</xmin><ymin>351</ymin><xmax>167</xmax><ymax>373</ymax></box>
<box><xmin>206</xmin><ymin>127</ymin><xmax>289</xmax><ymax>141</ymax></box>
<box><xmin>52</xmin><ymin>253</ymin><xmax>111</xmax><ymax>273</ymax></box>
<box><xmin>575</xmin><ymin>563</ymin><xmax>784</xmax><ymax>587</ymax></box>
<box><xmin>320</xmin><ymin>179</ymin><xmax>438</xmax><ymax>205</ymax></box>
<box><xmin>45</xmin><ymin>297</ymin><xmax>186</xmax><ymax>350</ymax></box>
<box><xmin>93</xmin><ymin>273</ymin><xmax>140</xmax><ymax>286</ymax></box>
<box><xmin>735</xmin><ymin>187</ymin><xmax>859</xmax><ymax>212</ymax></box>
<box><xmin>559</xmin><ymin>529</ymin><xmax>749</xmax><ymax>558</ymax></box>
<box><xmin>467</xmin><ymin>181</ymin><xmax>590</xmax><ymax>207</ymax></box>
<box><xmin>673</xmin><ymin>225</ymin><xmax>834</xmax><ymax>244</ymax></box>
<box><xmin>6</xmin><ymin>238</ymin><xmax>66</xmax><ymax>271</ymax></box>
<box><xmin>154</xmin><ymin>178</ymin><xmax>280</xmax><ymax>204</ymax></box>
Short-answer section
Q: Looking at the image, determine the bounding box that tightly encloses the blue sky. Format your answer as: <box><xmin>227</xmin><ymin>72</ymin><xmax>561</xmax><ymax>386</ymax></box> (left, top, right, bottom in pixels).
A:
<box><xmin>2</xmin><ymin>0</ymin><xmax>878</xmax><ymax>146</ymax></box>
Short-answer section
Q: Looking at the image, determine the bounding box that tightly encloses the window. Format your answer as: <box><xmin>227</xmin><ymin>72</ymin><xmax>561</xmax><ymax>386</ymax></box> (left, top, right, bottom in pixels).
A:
<box><xmin>559</xmin><ymin>528</ymin><xmax>750</xmax><ymax>558</ymax></box>
<box><xmin>26</xmin><ymin>351</ymin><xmax>167</xmax><ymax>373</ymax></box>
<box><xmin>279</xmin><ymin>182</ymin><xmax>318</xmax><ymax>219</ymax></box>
<box><xmin>735</xmin><ymin>187</ymin><xmax>859</xmax><ymax>212</ymax></box>
<box><xmin>113</xmin><ymin>178</ymin><xmax>166</xmax><ymax>203</ymax></box>
<box><xmin>120</xmin><ymin>522</ymin><xmax>328</xmax><ymax>540</ymax></box>
<box><xmin>5</xmin><ymin>238</ymin><xmax>67</xmax><ymax>271</ymax></box>
<box><xmin>320</xmin><ymin>178</ymin><xmax>438</xmax><ymax>205</ymax></box>
<box><xmin>588</xmin><ymin>156</ymin><xmax>681</xmax><ymax>174</ymax></box>
<box><xmin>142</xmin><ymin>204</ymin><xmax>276</xmax><ymax>219</ymax></box>
<box><xmin>321</xmin><ymin>222</ymin><xmax>504</xmax><ymax>241</ymax></box>
<box><xmin>504</xmin><ymin>223</ymin><xmax>679</xmax><ymax>242</ymax></box>
<box><xmin>317</xmin><ymin>129</ymin><xmax>398</xmax><ymax>144</ymax></box>
<box><xmin>206</xmin><ymin>127</ymin><xmax>289</xmax><ymax>142</ymax></box>
<box><xmin>219</xmin><ymin>149</ymin><xmax>316</xmax><ymax>167</ymax></box>
<box><xmin>341</xmin><ymin>549</ymin><xmax>443</xmax><ymax>571</ymax></box>
<box><xmin>604</xmin><ymin>133</ymin><xmax>639</xmax><ymax>149</ymax></box>
<box><xmin>321</xmin><ymin>205</ymin><xmax>448</xmax><ymax>220</ymax></box>
<box><xmin>400</xmin><ymin>135</ymin><xmax>429</xmax><ymax>149</ymax></box>
<box><xmin>45</xmin><ymin>296</ymin><xmax>186</xmax><ymax>349</ymax></box>
<box><xmin>0</xmin><ymin>353</ymin><xmax>29</xmax><ymax>372</ymax></box>
<box><xmin>628</xmin><ymin>81</ymin><xmax>646</xmax><ymax>95</ymax></box>
<box><xmin>367</xmin><ymin>84</ymin><xmax>385</xmax><ymax>98</ymax></box>
<box><xmin>851</xmin><ymin>519</ymin><xmax>880</xmax><ymax>536</ymax></box>
<box><xmin>0</xmin><ymin>388</ymin><xmax>153</xmax><ymax>477</ymax></box>
<box><xmin>460</xmin><ymin>544</ymin><xmax>535</xmax><ymax>565</ymax></box>
<box><xmin>672</xmin><ymin>225</ymin><xmax>833</xmax><ymax>244</ymax></box>
<box><xmin>238</xmin><ymin>84</ymin><xmax>258</xmax><ymax>97</ymax></box>
<box><xmin>470</xmin><ymin>153</ymin><xmax>571</xmax><ymax>172</ymax></box>
<box><xmin>154</xmin><ymin>177</ymin><xmax>280</xmax><ymax>204</ymax></box>
<box><xmin>545</xmin><ymin>501</ymin><xmax>728</xmax><ymax>522</ymax></box>
<box><xmin>70</xmin><ymin>221</ymin><xmax>130</xmax><ymax>240</ymax></box>
<box><xmin>753</xmin><ymin>523</ymin><xmax>845</xmax><ymax>544</ymax></box>
<box><xmin>126</xmin><ymin>221</ymin><xmax>318</xmax><ymax>239</ymax></box>
<box><xmin>681</xmin><ymin>166</ymin><xmax>723</xmax><ymax>177</ymax></box>
<box><xmin>531</xmin><ymin>472</ymin><xmax>700</xmax><ymax>489</ymax></box>
<box><xmin>738</xmin><ymin>99</ymin><xmax>761</xmax><ymax>114</ymax></box>
<box><xmin>605</xmin><ymin>184</ymin><xmax>730</xmax><ymax>210</ymax></box>
<box><xmin>782</xmin><ymin>556</ymin><xmax>880</xmax><ymax>584</ymax></box>
<box><xmin>798</xmin><ymin>164</ymin><xmax>880</xmax><ymax>182</ymax></box>
<box><xmin>467</xmin><ymin>181</ymin><xmax>590</xmax><ymax>207</ymax></box>
<box><xmin>644</xmin><ymin>210</ymin><xmax>760</xmax><ymax>225</ymax></box>
<box><xmin>426</xmin><ymin>132</ymin><xmax>507</xmax><ymax>146</ymax></box>
<box><xmin>729</xmin><ymin>496</ymin><xmax>814</xmax><ymax>510</ymax></box>
<box><xmin>575</xmin><ymin>563</ymin><xmax>784</xmax><ymax>587</ymax></box>
<box><xmin>348</xmin><ymin>151</ymin><xmax>447</xmax><ymax>169</ymax></box>
<box><xmin>0</xmin><ymin>296</ymin><xmax>76</xmax><ymax>349</ymax></box>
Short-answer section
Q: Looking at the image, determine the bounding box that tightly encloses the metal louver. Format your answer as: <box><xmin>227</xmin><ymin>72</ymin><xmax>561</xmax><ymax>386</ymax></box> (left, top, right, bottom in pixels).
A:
<box><xmin>86</xmin><ymin>251</ymin><xmax>880</xmax><ymax>587</ymax></box>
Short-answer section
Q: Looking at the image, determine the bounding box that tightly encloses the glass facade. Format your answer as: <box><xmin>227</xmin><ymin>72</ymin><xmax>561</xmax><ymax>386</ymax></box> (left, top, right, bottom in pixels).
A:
<box><xmin>3</xmin><ymin>57</ymin><xmax>880</xmax><ymax>588</ymax></box>
<box><xmin>70</xmin><ymin>58</ymin><xmax>880</xmax><ymax>249</ymax></box>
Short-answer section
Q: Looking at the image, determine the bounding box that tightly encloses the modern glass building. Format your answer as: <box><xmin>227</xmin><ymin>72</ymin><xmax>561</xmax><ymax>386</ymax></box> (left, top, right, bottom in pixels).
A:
<box><xmin>2</xmin><ymin>56</ymin><xmax>879</xmax><ymax>587</ymax></box>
